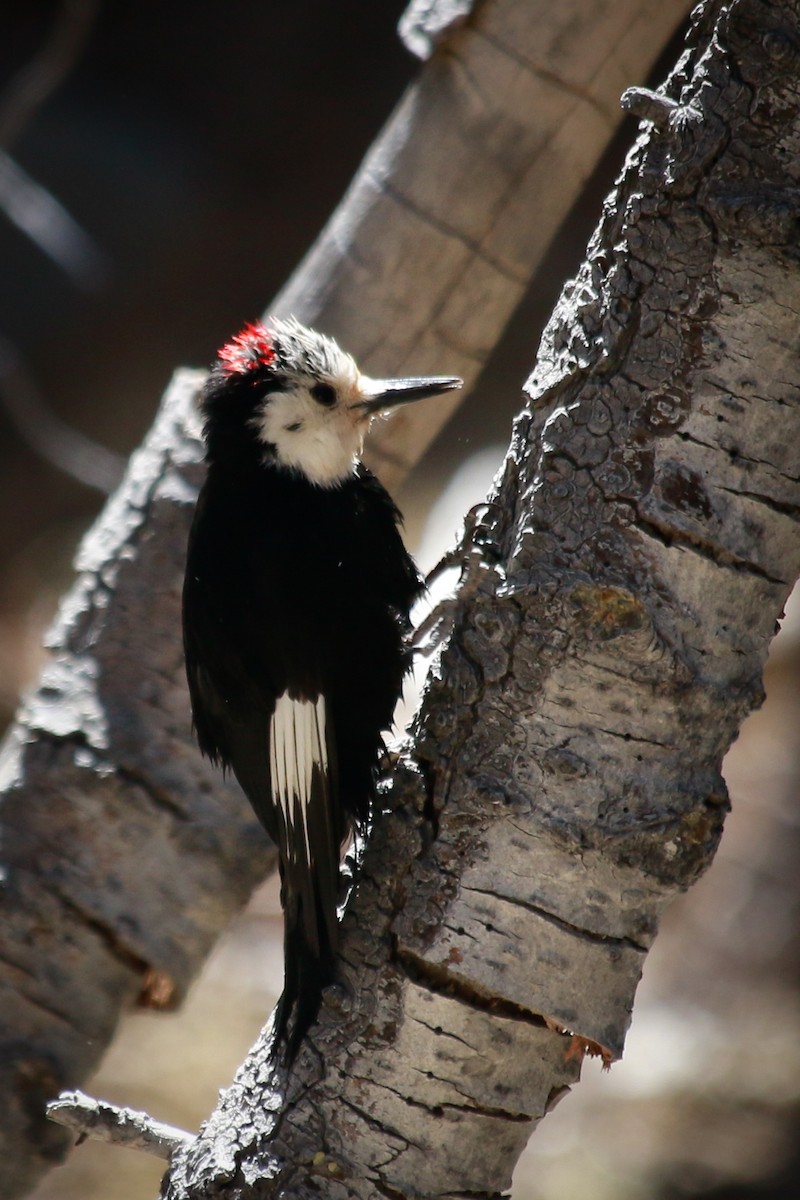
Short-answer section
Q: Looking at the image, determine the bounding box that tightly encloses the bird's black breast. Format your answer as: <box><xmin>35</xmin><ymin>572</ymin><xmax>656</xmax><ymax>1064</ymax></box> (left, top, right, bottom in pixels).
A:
<box><xmin>183</xmin><ymin>461</ymin><xmax>422</xmax><ymax>826</ymax></box>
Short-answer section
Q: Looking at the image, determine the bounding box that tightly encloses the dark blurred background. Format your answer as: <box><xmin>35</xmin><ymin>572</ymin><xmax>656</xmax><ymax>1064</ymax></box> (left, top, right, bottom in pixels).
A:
<box><xmin>0</xmin><ymin>0</ymin><xmax>418</xmax><ymax>728</ymax></box>
<box><xmin>5</xmin><ymin>5</ymin><xmax>800</xmax><ymax>1200</ymax></box>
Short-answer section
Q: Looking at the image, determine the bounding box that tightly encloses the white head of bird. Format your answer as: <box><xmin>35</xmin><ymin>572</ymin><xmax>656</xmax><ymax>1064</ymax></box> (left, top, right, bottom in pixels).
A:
<box><xmin>204</xmin><ymin>317</ymin><xmax>462</xmax><ymax>487</ymax></box>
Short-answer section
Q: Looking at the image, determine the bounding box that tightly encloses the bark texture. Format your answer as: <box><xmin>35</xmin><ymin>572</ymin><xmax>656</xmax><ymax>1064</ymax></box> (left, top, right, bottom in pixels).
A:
<box><xmin>162</xmin><ymin>1</ymin><xmax>800</xmax><ymax>1196</ymax></box>
<box><xmin>277</xmin><ymin>0</ymin><xmax>692</xmax><ymax>489</ymax></box>
<box><xmin>0</xmin><ymin>3</ymin><xmax>688</xmax><ymax>1196</ymax></box>
<box><xmin>0</xmin><ymin>375</ymin><xmax>272</xmax><ymax>1192</ymax></box>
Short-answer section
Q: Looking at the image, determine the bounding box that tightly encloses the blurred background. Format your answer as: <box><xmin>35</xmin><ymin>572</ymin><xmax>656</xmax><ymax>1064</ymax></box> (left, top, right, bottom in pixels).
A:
<box><xmin>2</xmin><ymin>2</ymin><xmax>799</xmax><ymax>1199</ymax></box>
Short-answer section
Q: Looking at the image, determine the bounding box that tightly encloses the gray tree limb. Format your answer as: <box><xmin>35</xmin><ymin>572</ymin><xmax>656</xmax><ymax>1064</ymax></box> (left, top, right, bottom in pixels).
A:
<box><xmin>279</xmin><ymin>0</ymin><xmax>693</xmax><ymax>491</ymax></box>
<box><xmin>46</xmin><ymin>1090</ymin><xmax>192</xmax><ymax>1161</ymax></box>
<box><xmin>399</xmin><ymin>0</ymin><xmax>476</xmax><ymax>60</ymax></box>
<box><xmin>158</xmin><ymin>0</ymin><xmax>800</xmax><ymax>1195</ymax></box>
<box><xmin>0</xmin><ymin>2</ymin><xmax>690</xmax><ymax>1197</ymax></box>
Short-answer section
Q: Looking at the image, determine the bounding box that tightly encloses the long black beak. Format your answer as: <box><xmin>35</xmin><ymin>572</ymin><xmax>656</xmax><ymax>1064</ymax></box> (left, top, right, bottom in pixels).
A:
<box><xmin>355</xmin><ymin>374</ymin><xmax>463</xmax><ymax>414</ymax></box>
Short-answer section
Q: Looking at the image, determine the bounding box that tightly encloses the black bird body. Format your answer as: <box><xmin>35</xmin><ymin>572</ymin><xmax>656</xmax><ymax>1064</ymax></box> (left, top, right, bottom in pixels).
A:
<box><xmin>182</xmin><ymin>318</ymin><xmax>460</xmax><ymax>1057</ymax></box>
<box><xmin>185</xmin><ymin>463</ymin><xmax>422</xmax><ymax>821</ymax></box>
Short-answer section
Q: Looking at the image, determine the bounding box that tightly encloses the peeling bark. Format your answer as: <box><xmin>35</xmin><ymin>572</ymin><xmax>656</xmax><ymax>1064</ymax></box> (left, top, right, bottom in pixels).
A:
<box><xmin>161</xmin><ymin>1</ymin><xmax>800</xmax><ymax>1196</ymax></box>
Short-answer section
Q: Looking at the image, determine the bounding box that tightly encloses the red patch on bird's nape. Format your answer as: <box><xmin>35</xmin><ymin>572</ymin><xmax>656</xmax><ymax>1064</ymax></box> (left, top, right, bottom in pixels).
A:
<box><xmin>218</xmin><ymin>322</ymin><xmax>276</xmax><ymax>375</ymax></box>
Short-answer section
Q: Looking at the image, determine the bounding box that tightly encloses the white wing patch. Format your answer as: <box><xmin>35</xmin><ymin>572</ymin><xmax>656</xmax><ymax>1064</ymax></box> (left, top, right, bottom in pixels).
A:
<box><xmin>269</xmin><ymin>691</ymin><xmax>328</xmax><ymax>861</ymax></box>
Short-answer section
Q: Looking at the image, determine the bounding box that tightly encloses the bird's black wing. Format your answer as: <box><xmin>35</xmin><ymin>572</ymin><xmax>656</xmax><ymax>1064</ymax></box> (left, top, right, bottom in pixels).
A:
<box><xmin>183</xmin><ymin>472</ymin><xmax>351</xmax><ymax>1057</ymax></box>
<box><xmin>183</xmin><ymin>464</ymin><xmax>424</xmax><ymax>1057</ymax></box>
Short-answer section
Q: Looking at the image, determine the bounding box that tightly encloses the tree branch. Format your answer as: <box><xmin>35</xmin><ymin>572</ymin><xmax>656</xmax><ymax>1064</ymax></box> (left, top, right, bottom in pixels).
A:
<box><xmin>46</xmin><ymin>1090</ymin><xmax>192</xmax><ymax>1161</ymax></box>
<box><xmin>0</xmin><ymin>0</ymin><xmax>101</xmax><ymax>150</ymax></box>
<box><xmin>0</xmin><ymin>0</ymin><xmax>108</xmax><ymax>287</ymax></box>
<box><xmin>158</xmin><ymin>0</ymin><xmax>800</xmax><ymax>1194</ymax></box>
<box><xmin>0</xmin><ymin>2</ymin><xmax>691</xmax><ymax>1196</ymax></box>
<box><xmin>277</xmin><ymin>0</ymin><xmax>694</xmax><ymax>490</ymax></box>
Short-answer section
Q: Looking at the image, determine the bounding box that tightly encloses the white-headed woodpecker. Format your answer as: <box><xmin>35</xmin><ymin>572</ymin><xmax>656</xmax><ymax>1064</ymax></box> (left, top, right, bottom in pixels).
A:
<box><xmin>182</xmin><ymin>318</ymin><xmax>462</xmax><ymax>1059</ymax></box>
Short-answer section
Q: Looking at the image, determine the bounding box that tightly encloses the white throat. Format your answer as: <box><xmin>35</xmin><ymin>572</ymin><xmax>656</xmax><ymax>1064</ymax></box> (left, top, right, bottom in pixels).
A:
<box><xmin>256</xmin><ymin>385</ymin><xmax>367</xmax><ymax>488</ymax></box>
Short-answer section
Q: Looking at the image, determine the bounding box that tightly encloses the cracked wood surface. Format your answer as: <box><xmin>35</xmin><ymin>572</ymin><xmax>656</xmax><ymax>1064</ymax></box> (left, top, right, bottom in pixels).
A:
<box><xmin>161</xmin><ymin>1</ymin><xmax>800</xmax><ymax>1196</ymax></box>
<box><xmin>0</xmin><ymin>3</ymin><xmax>690</xmax><ymax>1197</ymax></box>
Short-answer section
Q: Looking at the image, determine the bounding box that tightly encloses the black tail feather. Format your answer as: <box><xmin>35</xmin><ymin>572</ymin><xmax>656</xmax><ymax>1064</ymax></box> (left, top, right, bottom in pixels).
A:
<box><xmin>273</xmin><ymin>761</ymin><xmax>343</xmax><ymax>1064</ymax></box>
<box><xmin>274</xmin><ymin>885</ymin><xmax>338</xmax><ymax>1064</ymax></box>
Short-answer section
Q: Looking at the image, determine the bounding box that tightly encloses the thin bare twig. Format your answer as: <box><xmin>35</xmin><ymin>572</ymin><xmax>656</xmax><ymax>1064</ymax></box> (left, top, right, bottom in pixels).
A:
<box><xmin>47</xmin><ymin>1090</ymin><xmax>193</xmax><ymax>1161</ymax></box>
<box><xmin>0</xmin><ymin>0</ymin><xmax>101</xmax><ymax>149</ymax></box>
<box><xmin>0</xmin><ymin>337</ymin><xmax>125</xmax><ymax>493</ymax></box>
<box><xmin>0</xmin><ymin>0</ymin><xmax>108</xmax><ymax>287</ymax></box>
<box><xmin>0</xmin><ymin>151</ymin><xmax>109</xmax><ymax>288</ymax></box>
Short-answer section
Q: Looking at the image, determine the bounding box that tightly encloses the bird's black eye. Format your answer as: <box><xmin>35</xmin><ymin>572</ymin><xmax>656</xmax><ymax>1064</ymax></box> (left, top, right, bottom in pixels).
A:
<box><xmin>311</xmin><ymin>383</ymin><xmax>337</xmax><ymax>407</ymax></box>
